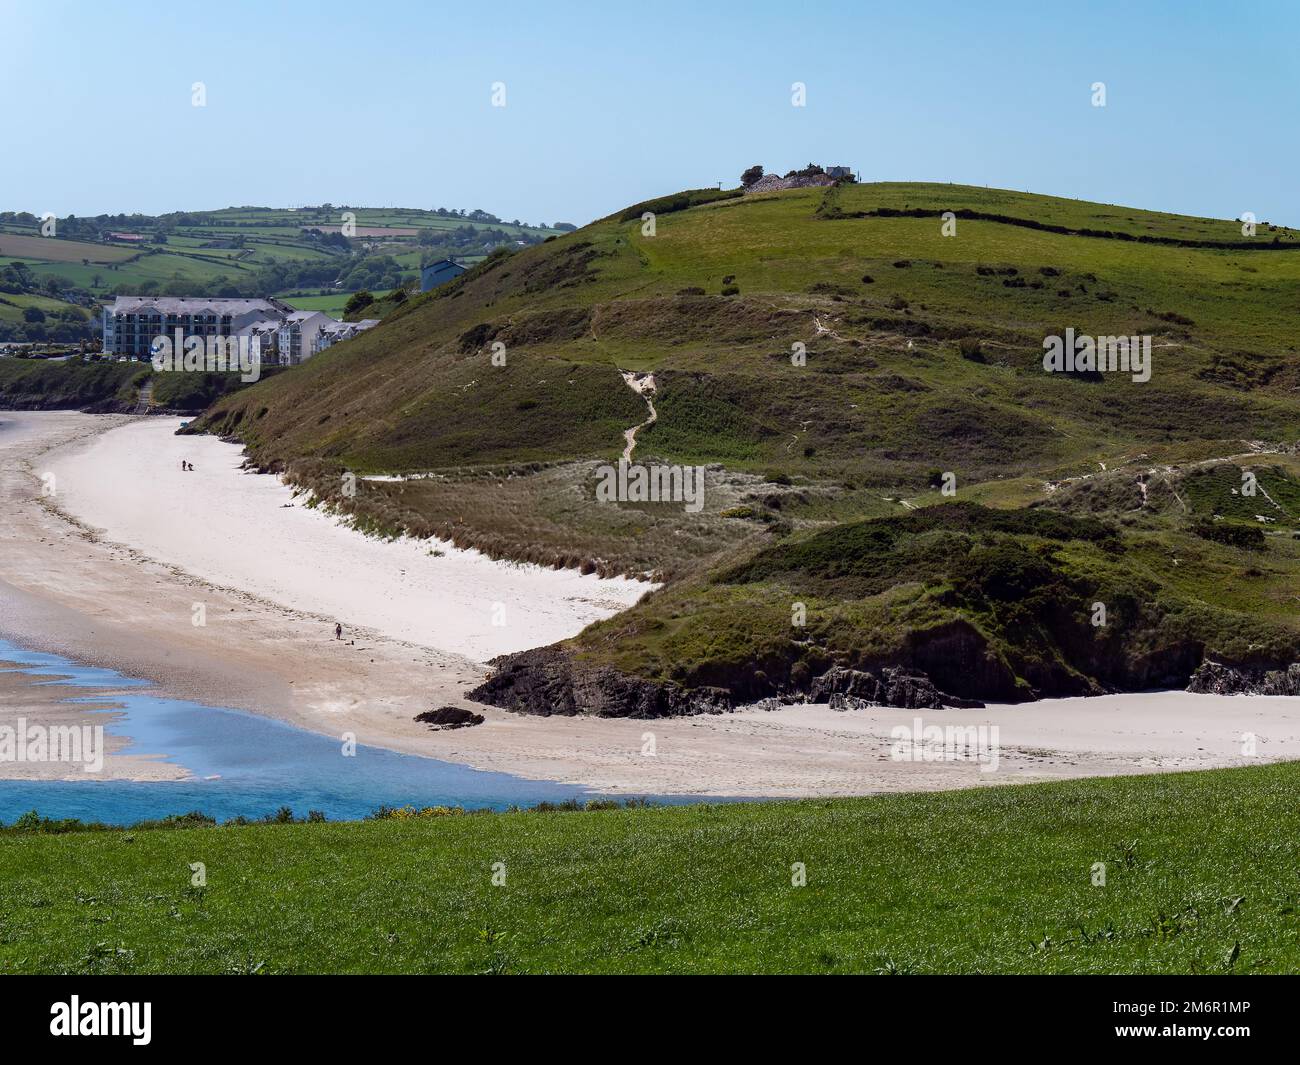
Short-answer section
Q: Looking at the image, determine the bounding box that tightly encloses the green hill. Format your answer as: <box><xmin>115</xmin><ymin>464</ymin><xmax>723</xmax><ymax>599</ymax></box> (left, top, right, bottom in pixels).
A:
<box><xmin>3</xmin><ymin>763</ymin><xmax>1299</xmax><ymax>974</ymax></box>
<box><xmin>192</xmin><ymin>181</ymin><xmax>1300</xmax><ymax>709</ymax></box>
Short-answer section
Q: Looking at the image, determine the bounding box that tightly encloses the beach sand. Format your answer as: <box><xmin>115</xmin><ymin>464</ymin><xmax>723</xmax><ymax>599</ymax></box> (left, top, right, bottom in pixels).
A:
<box><xmin>46</xmin><ymin>418</ymin><xmax>650</xmax><ymax>661</ymax></box>
<box><xmin>3</xmin><ymin>410</ymin><xmax>1300</xmax><ymax>795</ymax></box>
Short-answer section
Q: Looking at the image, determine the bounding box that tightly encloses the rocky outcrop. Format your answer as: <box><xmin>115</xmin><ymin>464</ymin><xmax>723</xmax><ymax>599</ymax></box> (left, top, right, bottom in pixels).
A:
<box><xmin>469</xmin><ymin>647</ymin><xmax>732</xmax><ymax>718</ymax></box>
<box><xmin>415</xmin><ymin>706</ymin><xmax>485</xmax><ymax>730</ymax></box>
<box><xmin>469</xmin><ymin>648</ymin><xmax>982</xmax><ymax>718</ymax></box>
<box><xmin>810</xmin><ymin>665</ymin><xmax>984</xmax><ymax>710</ymax></box>
<box><xmin>1187</xmin><ymin>661</ymin><xmax>1300</xmax><ymax>696</ymax></box>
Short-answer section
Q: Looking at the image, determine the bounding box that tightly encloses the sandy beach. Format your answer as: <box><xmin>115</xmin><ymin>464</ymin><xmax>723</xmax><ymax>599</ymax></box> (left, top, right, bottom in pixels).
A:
<box><xmin>3</xmin><ymin>410</ymin><xmax>1300</xmax><ymax>795</ymax></box>
<box><xmin>47</xmin><ymin>418</ymin><xmax>650</xmax><ymax>661</ymax></box>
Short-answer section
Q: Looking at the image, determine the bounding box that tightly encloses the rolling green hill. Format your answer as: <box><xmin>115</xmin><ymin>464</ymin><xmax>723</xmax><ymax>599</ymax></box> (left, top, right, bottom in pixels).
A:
<box><xmin>192</xmin><ymin>181</ymin><xmax>1300</xmax><ymax>710</ymax></box>
<box><xmin>3</xmin><ymin>763</ymin><xmax>1299</xmax><ymax>974</ymax></box>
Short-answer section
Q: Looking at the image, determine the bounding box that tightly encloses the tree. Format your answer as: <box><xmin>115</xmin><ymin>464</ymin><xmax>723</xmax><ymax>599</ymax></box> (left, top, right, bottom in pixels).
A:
<box><xmin>344</xmin><ymin>290</ymin><xmax>374</xmax><ymax>316</ymax></box>
<box><xmin>23</xmin><ymin>306</ymin><xmax>46</xmax><ymax>323</ymax></box>
<box><xmin>741</xmin><ymin>164</ymin><xmax>764</xmax><ymax>187</ymax></box>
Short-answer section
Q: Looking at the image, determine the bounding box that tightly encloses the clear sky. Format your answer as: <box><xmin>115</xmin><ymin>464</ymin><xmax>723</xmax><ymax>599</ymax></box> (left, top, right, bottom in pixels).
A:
<box><xmin>3</xmin><ymin>0</ymin><xmax>1295</xmax><ymax>226</ymax></box>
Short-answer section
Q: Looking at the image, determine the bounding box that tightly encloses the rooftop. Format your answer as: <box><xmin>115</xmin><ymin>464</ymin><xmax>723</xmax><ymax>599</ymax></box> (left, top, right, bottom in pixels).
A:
<box><xmin>109</xmin><ymin>296</ymin><xmax>293</xmax><ymax>317</ymax></box>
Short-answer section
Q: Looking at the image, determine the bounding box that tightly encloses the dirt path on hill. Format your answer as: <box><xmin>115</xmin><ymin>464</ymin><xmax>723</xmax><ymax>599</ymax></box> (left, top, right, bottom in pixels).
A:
<box><xmin>619</xmin><ymin>371</ymin><xmax>657</xmax><ymax>461</ymax></box>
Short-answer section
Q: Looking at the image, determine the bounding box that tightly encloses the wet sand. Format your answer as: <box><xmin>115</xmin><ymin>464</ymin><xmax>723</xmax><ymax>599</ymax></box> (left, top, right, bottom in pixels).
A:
<box><xmin>0</xmin><ymin>663</ymin><xmax>183</xmax><ymax>781</ymax></box>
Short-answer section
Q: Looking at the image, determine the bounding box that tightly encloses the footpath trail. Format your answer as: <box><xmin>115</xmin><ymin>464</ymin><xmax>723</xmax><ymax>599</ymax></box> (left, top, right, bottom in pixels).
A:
<box><xmin>619</xmin><ymin>370</ymin><xmax>657</xmax><ymax>462</ymax></box>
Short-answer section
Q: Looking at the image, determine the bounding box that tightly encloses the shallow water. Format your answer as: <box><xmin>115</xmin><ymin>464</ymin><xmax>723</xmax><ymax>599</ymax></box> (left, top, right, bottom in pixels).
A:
<box><xmin>0</xmin><ymin>639</ymin><xmax>611</xmax><ymax>825</ymax></box>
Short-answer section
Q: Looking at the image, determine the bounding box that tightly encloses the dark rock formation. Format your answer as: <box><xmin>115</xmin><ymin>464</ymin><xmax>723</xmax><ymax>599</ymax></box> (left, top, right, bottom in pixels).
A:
<box><xmin>469</xmin><ymin>647</ymin><xmax>732</xmax><ymax>718</ymax></box>
<box><xmin>810</xmin><ymin>665</ymin><xmax>984</xmax><ymax>710</ymax></box>
<box><xmin>1187</xmin><ymin>661</ymin><xmax>1300</xmax><ymax>696</ymax></box>
<box><xmin>469</xmin><ymin>646</ymin><xmax>983</xmax><ymax>718</ymax></box>
<box><xmin>415</xmin><ymin>706</ymin><xmax>485</xmax><ymax>730</ymax></box>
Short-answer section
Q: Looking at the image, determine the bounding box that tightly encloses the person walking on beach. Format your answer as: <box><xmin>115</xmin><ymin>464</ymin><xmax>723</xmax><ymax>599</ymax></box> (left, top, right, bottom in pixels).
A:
<box><xmin>334</xmin><ymin>623</ymin><xmax>342</xmax><ymax>640</ymax></box>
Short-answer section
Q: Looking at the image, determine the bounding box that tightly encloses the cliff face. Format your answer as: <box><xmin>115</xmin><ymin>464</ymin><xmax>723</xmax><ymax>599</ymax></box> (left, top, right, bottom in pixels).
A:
<box><xmin>467</xmin><ymin>646</ymin><xmax>980</xmax><ymax>717</ymax></box>
<box><xmin>1187</xmin><ymin>661</ymin><xmax>1300</xmax><ymax>696</ymax></box>
<box><xmin>471</xmin><ymin>642</ymin><xmax>1299</xmax><ymax>719</ymax></box>
<box><xmin>469</xmin><ymin>646</ymin><xmax>734</xmax><ymax>718</ymax></box>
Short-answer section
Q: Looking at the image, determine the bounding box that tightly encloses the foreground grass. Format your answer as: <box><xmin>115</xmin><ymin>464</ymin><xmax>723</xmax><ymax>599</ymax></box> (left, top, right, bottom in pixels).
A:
<box><xmin>2</xmin><ymin>763</ymin><xmax>1298</xmax><ymax>974</ymax></box>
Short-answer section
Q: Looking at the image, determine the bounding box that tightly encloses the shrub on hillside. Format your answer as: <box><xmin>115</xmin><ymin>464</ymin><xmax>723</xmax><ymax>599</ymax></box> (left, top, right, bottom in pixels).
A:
<box><xmin>344</xmin><ymin>290</ymin><xmax>373</xmax><ymax>316</ymax></box>
<box><xmin>1192</xmin><ymin>521</ymin><xmax>1266</xmax><ymax>549</ymax></box>
<box><xmin>953</xmin><ymin>541</ymin><xmax>1058</xmax><ymax>602</ymax></box>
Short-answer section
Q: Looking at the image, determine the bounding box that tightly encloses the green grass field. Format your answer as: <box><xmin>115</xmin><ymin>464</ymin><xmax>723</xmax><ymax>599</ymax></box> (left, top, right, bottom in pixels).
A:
<box><xmin>2</xmin><ymin>763</ymin><xmax>1297</xmax><ymax>974</ymax></box>
<box><xmin>0</xmin><ymin>292</ymin><xmax>90</xmax><ymax>325</ymax></box>
<box><xmin>282</xmin><ymin>290</ymin><xmax>391</xmax><ymax>317</ymax></box>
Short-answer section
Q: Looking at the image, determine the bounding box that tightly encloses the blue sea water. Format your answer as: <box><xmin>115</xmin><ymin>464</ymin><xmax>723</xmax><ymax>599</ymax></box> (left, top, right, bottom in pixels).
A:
<box><xmin>0</xmin><ymin>638</ymin><xmax>622</xmax><ymax>826</ymax></box>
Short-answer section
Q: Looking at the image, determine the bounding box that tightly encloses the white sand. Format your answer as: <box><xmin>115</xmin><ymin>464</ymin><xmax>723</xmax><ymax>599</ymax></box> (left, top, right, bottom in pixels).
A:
<box><xmin>44</xmin><ymin>418</ymin><xmax>651</xmax><ymax>662</ymax></box>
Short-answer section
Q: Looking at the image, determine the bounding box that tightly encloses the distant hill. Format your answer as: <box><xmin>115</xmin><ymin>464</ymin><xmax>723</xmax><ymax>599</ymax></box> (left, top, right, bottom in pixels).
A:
<box><xmin>0</xmin><ymin>206</ymin><xmax>562</xmax><ymax>342</ymax></box>
<box><xmin>193</xmin><ymin>181</ymin><xmax>1300</xmax><ymax>710</ymax></box>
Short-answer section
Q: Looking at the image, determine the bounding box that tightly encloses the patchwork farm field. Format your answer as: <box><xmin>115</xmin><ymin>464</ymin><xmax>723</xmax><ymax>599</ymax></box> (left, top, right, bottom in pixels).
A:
<box><xmin>0</xmin><ymin>232</ymin><xmax>135</xmax><ymax>263</ymax></box>
<box><xmin>0</xmin><ymin>206</ymin><xmax>561</xmax><ymax>301</ymax></box>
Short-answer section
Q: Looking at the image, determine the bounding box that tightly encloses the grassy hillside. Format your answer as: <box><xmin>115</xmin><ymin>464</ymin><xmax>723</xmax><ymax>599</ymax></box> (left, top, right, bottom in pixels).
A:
<box><xmin>198</xmin><ymin>182</ymin><xmax>1300</xmax><ymax>479</ymax></box>
<box><xmin>0</xmin><ymin>357</ymin><xmax>143</xmax><ymax>410</ymax></box>
<box><xmin>556</xmin><ymin>499</ymin><xmax>1300</xmax><ymax>706</ymax></box>
<box><xmin>2</xmin><ymin>763</ymin><xmax>1298</xmax><ymax>974</ymax></box>
<box><xmin>191</xmin><ymin>181</ymin><xmax>1300</xmax><ymax>705</ymax></box>
<box><xmin>0</xmin><ymin>356</ymin><xmax>269</xmax><ymax>413</ymax></box>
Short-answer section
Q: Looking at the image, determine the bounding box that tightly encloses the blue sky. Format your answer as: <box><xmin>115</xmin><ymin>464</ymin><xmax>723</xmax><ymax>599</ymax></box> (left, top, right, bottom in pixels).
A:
<box><xmin>3</xmin><ymin>0</ymin><xmax>1295</xmax><ymax>226</ymax></box>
